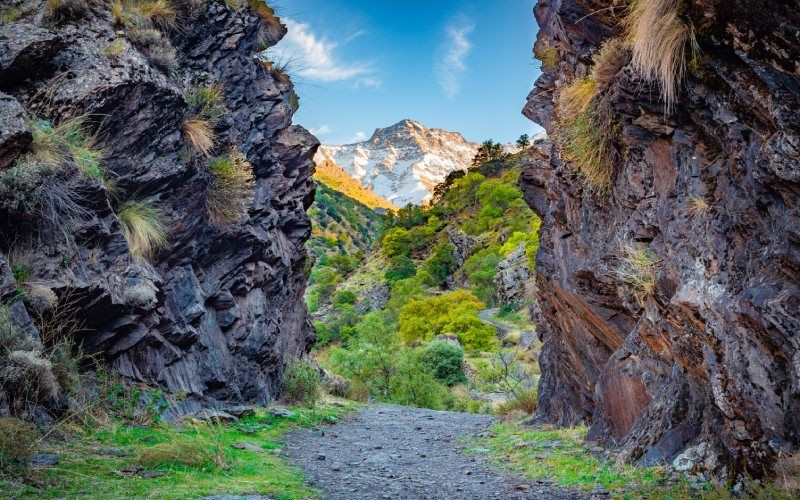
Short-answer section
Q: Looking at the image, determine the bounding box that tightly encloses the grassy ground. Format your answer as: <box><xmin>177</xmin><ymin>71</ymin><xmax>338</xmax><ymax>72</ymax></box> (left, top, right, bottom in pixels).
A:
<box><xmin>1</xmin><ymin>400</ymin><xmax>357</xmax><ymax>499</ymax></box>
<box><xmin>469</xmin><ymin>423</ymin><xmax>693</xmax><ymax>498</ymax></box>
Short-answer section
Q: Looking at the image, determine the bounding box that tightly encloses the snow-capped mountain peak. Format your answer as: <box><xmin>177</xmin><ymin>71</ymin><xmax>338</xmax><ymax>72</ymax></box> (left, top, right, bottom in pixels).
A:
<box><xmin>314</xmin><ymin>120</ymin><xmax>479</xmax><ymax>207</ymax></box>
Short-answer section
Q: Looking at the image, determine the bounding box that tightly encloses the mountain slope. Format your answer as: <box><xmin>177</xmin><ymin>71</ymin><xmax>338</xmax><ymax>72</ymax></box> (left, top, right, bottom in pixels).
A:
<box><xmin>315</xmin><ymin>119</ymin><xmax>478</xmax><ymax>207</ymax></box>
<box><xmin>314</xmin><ymin>158</ymin><xmax>396</xmax><ymax>212</ymax></box>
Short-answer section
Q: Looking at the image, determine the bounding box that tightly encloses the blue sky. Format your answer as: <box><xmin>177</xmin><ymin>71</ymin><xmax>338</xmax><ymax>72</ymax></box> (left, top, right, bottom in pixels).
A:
<box><xmin>271</xmin><ymin>0</ymin><xmax>543</xmax><ymax>145</ymax></box>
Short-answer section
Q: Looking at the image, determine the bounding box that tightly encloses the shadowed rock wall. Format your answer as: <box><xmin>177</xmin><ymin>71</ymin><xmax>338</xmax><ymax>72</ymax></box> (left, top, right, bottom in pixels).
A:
<box><xmin>521</xmin><ymin>0</ymin><xmax>800</xmax><ymax>477</ymax></box>
<box><xmin>0</xmin><ymin>0</ymin><xmax>317</xmax><ymax>413</ymax></box>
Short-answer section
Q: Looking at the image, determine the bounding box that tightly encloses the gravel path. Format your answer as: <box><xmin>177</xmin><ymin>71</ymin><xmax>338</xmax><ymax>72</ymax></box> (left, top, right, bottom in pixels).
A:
<box><xmin>286</xmin><ymin>404</ymin><xmax>586</xmax><ymax>499</ymax></box>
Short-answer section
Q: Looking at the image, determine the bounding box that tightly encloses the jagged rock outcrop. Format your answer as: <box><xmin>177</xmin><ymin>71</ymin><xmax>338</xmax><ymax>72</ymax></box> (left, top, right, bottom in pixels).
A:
<box><xmin>522</xmin><ymin>0</ymin><xmax>799</xmax><ymax>478</ymax></box>
<box><xmin>0</xmin><ymin>0</ymin><xmax>317</xmax><ymax>413</ymax></box>
<box><xmin>494</xmin><ymin>243</ymin><xmax>532</xmax><ymax>306</ymax></box>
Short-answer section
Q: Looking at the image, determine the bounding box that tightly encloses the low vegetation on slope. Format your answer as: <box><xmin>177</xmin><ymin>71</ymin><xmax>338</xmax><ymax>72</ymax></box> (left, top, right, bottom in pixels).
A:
<box><xmin>309</xmin><ymin>138</ymin><xmax>543</xmax><ymax>416</ymax></box>
<box><xmin>314</xmin><ymin>159</ymin><xmax>396</xmax><ymax>212</ymax></box>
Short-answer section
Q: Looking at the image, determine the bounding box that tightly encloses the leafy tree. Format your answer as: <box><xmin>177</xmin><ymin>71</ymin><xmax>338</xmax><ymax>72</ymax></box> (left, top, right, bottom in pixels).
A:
<box><xmin>516</xmin><ymin>134</ymin><xmax>530</xmax><ymax>149</ymax></box>
<box><xmin>328</xmin><ymin>254</ymin><xmax>354</xmax><ymax>274</ymax></box>
<box><xmin>424</xmin><ymin>243</ymin><xmax>457</xmax><ymax>286</ymax></box>
<box><xmin>419</xmin><ymin>341</ymin><xmax>467</xmax><ymax>386</ymax></box>
<box><xmin>382</xmin><ymin>227</ymin><xmax>413</xmax><ymax>257</ymax></box>
<box><xmin>398</xmin><ymin>290</ymin><xmax>497</xmax><ymax>353</ymax></box>
<box><xmin>385</xmin><ymin>254</ymin><xmax>416</xmax><ymax>283</ymax></box>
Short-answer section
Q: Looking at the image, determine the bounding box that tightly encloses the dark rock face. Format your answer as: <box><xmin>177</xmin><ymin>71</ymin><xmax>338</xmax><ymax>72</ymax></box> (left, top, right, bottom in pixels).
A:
<box><xmin>0</xmin><ymin>1</ymin><xmax>317</xmax><ymax>408</ymax></box>
<box><xmin>521</xmin><ymin>0</ymin><xmax>800</xmax><ymax>477</ymax></box>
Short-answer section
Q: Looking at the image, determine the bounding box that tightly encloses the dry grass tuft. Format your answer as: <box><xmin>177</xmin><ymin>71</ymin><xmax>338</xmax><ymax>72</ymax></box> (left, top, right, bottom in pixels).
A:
<box><xmin>28</xmin><ymin>117</ymin><xmax>104</xmax><ymax>181</ymax></box>
<box><xmin>135</xmin><ymin>0</ymin><xmax>177</xmax><ymax>31</ymax></box>
<box><xmin>110</xmin><ymin>0</ymin><xmax>125</xmax><ymax>25</ymax></box>
<box><xmin>118</xmin><ymin>200</ymin><xmax>169</xmax><ymax>260</ymax></box>
<box><xmin>126</xmin><ymin>27</ymin><xmax>178</xmax><ymax>73</ymax></box>
<box><xmin>497</xmin><ymin>388</ymin><xmax>538</xmax><ymax>417</ymax></box>
<box><xmin>557</xmin><ymin>80</ymin><xmax>616</xmax><ymax>190</ymax></box>
<box><xmin>590</xmin><ymin>37</ymin><xmax>629</xmax><ymax>88</ymax></box>
<box><xmin>624</xmin><ymin>0</ymin><xmax>695</xmax><ymax>111</ymax></box>
<box><xmin>0</xmin><ymin>418</ymin><xmax>39</xmax><ymax>477</ymax></box>
<box><xmin>47</xmin><ymin>0</ymin><xmax>88</xmax><ymax>22</ymax></box>
<box><xmin>183</xmin><ymin>117</ymin><xmax>215</xmax><ymax>156</ymax></box>
<box><xmin>776</xmin><ymin>452</ymin><xmax>800</xmax><ymax>496</ymax></box>
<box><xmin>686</xmin><ymin>196</ymin><xmax>711</xmax><ymax>218</ymax></box>
<box><xmin>205</xmin><ymin>151</ymin><xmax>255</xmax><ymax>227</ymax></box>
<box><xmin>615</xmin><ymin>243</ymin><xmax>660</xmax><ymax>295</ymax></box>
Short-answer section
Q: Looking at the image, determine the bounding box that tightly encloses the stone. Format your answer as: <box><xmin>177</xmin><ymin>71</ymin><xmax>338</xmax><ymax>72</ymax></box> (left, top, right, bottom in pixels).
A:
<box><xmin>494</xmin><ymin>242</ymin><xmax>532</xmax><ymax>305</ymax></box>
<box><xmin>231</xmin><ymin>442</ymin><xmax>264</xmax><ymax>453</ymax></box>
<box><xmin>0</xmin><ymin>92</ymin><xmax>29</xmax><ymax>169</ymax></box>
<box><xmin>28</xmin><ymin>454</ymin><xmax>58</xmax><ymax>467</ymax></box>
<box><xmin>269</xmin><ymin>407</ymin><xmax>296</xmax><ymax>419</ymax></box>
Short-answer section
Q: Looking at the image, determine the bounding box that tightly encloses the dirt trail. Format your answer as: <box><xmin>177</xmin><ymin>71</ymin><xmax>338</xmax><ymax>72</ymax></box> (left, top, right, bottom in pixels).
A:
<box><xmin>286</xmin><ymin>404</ymin><xmax>585</xmax><ymax>499</ymax></box>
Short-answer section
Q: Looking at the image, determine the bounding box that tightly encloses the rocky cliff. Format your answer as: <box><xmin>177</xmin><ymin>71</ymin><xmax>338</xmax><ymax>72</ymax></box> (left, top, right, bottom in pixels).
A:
<box><xmin>521</xmin><ymin>0</ymin><xmax>800</xmax><ymax>477</ymax></box>
<box><xmin>0</xmin><ymin>0</ymin><xmax>317</xmax><ymax>416</ymax></box>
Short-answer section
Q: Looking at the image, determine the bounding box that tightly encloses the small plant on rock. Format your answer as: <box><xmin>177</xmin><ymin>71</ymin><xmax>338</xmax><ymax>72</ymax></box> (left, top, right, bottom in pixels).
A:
<box><xmin>534</xmin><ymin>41</ymin><xmax>558</xmax><ymax>72</ymax></box>
<box><xmin>134</xmin><ymin>0</ymin><xmax>177</xmax><ymax>31</ymax></box>
<box><xmin>47</xmin><ymin>0</ymin><xmax>88</xmax><ymax>23</ymax></box>
<box><xmin>183</xmin><ymin>84</ymin><xmax>225</xmax><ymax>155</ymax></box>
<box><xmin>117</xmin><ymin>200</ymin><xmax>169</xmax><ymax>260</ymax></box>
<box><xmin>126</xmin><ymin>27</ymin><xmax>178</xmax><ymax>73</ymax></box>
<box><xmin>616</xmin><ymin>243</ymin><xmax>660</xmax><ymax>295</ymax></box>
<box><xmin>590</xmin><ymin>37</ymin><xmax>629</xmax><ymax>88</ymax></box>
<box><xmin>281</xmin><ymin>360</ymin><xmax>320</xmax><ymax>407</ymax></box>
<box><xmin>686</xmin><ymin>195</ymin><xmax>711</xmax><ymax>218</ymax></box>
<box><xmin>205</xmin><ymin>151</ymin><xmax>255</xmax><ymax>227</ymax></box>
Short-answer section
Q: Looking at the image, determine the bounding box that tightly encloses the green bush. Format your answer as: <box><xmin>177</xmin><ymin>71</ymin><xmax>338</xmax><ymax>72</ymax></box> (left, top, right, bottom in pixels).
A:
<box><xmin>332</xmin><ymin>290</ymin><xmax>356</xmax><ymax>306</ymax></box>
<box><xmin>281</xmin><ymin>360</ymin><xmax>319</xmax><ymax>407</ymax></box>
<box><xmin>390</xmin><ymin>352</ymin><xmax>451</xmax><ymax>410</ymax></box>
<box><xmin>424</xmin><ymin>243</ymin><xmax>457</xmax><ymax>286</ymax></box>
<box><xmin>419</xmin><ymin>341</ymin><xmax>467</xmax><ymax>386</ymax></box>
<box><xmin>385</xmin><ymin>254</ymin><xmax>416</xmax><ymax>283</ymax></box>
<box><xmin>0</xmin><ymin>417</ymin><xmax>39</xmax><ymax>477</ymax></box>
<box><xmin>382</xmin><ymin>227</ymin><xmax>413</xmax><ymax>257</ymax></box>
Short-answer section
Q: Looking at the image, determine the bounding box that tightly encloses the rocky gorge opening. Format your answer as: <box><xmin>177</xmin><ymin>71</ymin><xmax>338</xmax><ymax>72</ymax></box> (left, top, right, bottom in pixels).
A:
<box><xmin>0</xmin><ymin>0</ymin><xmax>798</xmax><ymax>498</ymax></box>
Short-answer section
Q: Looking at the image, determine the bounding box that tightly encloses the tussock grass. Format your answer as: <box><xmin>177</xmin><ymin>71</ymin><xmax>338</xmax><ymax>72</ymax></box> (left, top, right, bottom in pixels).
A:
<box><xmin>126</xmin><ymin>27</ymin><xmax>178</xmax><ymax>73</ymax></box>
<box><xmin>776</xmin><ymin>452</ymin><xmax>800</xmax><ymax>497</ymax></box>
<box><xmin>686</xmin><ymin>195</ymin><xmax>710</xmax><ymax>218</ymax></box>
<box><xmin>497</xmin><ymin>388</ymin><xmax>538</xmax><ymax>417</ymax></box>
<box><xmin>102</xmin><ymin>39</ymin><xmax>127</xmax><ymax>61</ymax></box>
<box><xmin>118</xmin><ymin>200</ymin><xmax>169</xmax><ymax>260</ymax></box>
<box><xmin>259</xmin><ymin>59</ymin><xmax>292</xmax><ymax>85</ymax></box>
<box><xmin>624</xmin><ymin>0</ymin><xmax>695</xmax><ymax>111</ymax></box>
<box><xmin>47</xmin><ymin>0</ymin><xmax>88</xmax><ymax>22</ymax></box>
<box><xmin>110</xmin><ymin>0</ymin><xmax>125</xmax><ymax>25</ymax></box>
<box><xmin>0</xmin><ymin>418</ymin><xmax>39</xmax><ymax>477</ymax></box>
<box><xmin>183</xmin><ymin>117</ymin><xmax>215</xmax><ymax>155</ymax></box>
<box><xmin>137</xmin><ymin>429</ymin><xmax>227</xmax><ymax>469</ymax></box>
<box><xmin>28</xmin><ymin>117</ymin><xmax>104</xmax><ymax>181</ymax></box>
<box><xmin>135</xmin><ymin>0</ymin><xmax>176</xmax><ymax>31</ymax></box>
<box><xmin>205</xmin><ymin>151</ymin><xmax>255</xmax><ymax>227</ymax></box>
<box><xmin>557</xmin><ymin>80</ymin><xmax>616</xmax><ymax>191</ymax></box>
<box><xmin>590</xmin><ymin>37</ymin><xmax>629</xmax><ymax>88</ymax></box>
<box><xmin>616</xmin><ymin>243</ymin><xmax>659</xmax><ymax>295</ymax></box>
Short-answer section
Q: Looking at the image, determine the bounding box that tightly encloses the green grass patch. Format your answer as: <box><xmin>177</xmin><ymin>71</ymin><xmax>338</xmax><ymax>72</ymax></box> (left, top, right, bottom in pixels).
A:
<box><xmin>470</xmin><ymin>423</ymin><xmax>687</xmax><ymax>497</ymax></box>
<box><xmin>0</xmin><ymin>401</ymin><xmax>356</xmax><ymax>499</ymax></box>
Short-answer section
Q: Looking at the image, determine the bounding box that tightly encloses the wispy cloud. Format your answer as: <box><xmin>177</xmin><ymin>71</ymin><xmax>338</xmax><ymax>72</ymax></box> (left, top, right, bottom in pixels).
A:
<box><xmin>435</xmin><ymin>17</ymin><xmax>475</xmax><ymax>99</ymax></box>
<box><xmin>273</xmin><ymin>18</ymin><xmax>376</xmax><ymax>86</ymax></box>
<box><xmin>310</xmin><ymin>125</ymin><xmax>331</xmax><ymax>136</ymax></box>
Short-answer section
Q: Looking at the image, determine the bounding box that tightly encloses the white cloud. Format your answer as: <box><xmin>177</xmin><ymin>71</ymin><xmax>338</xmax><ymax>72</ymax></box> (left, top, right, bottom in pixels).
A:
<box><xmin>350</xmin><ymin>131</ymin><xmax>366</xmax><ymax>143</ymax></box>
<box><xmin>435</xmin><ymin>18</ymin><xmax>475</xmax><ymax>99</ymax></box>
<box><xmin>273</xmin><ymin>18</ymin><xmax>375</xmax><ymax>85</ymax></box>
<box><xmin>310</xmin><ymin>125</ymin><xmax>331</xmax><ymax>136</ymax></box>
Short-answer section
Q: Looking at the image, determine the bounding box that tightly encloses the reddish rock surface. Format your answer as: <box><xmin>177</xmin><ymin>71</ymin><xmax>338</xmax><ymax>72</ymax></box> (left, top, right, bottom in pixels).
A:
<box><xmin>521</xmin><ymin>0</ymin><xmax>800</xmax><ymax>477</ymax></box>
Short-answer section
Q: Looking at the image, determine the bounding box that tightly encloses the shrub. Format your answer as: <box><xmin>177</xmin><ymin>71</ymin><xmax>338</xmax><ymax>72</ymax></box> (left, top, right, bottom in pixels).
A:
<box><xmin>324</xmin><ymin>374</ymin><xmax>350</xmax><ymax>398</ymax></box>
<box><xmin>624</xmin><ymin>0</ymin><xmax>696</xmax><ymax>111</ymax></box>
<box><xmin>424</xmin><ymin>244</ymin><xmax>457</xmax><ymax>286</ymax></box>
<box><xmin>419</xmin><ymin>341</ymin><xmax>467</xmax><ymax>386</ymax></box>
<box><xmin>390</xmin><ymin>352</ymin><xmax>451</xmax><ymax>410</ymax></box>
<box><xmin>616</xmin><ymin>244</ymin><xmax>660</xmax><ymax>295</ymax></box>
<box><xmin>183</xmin><ymin>117</ymin><xmax>215</xmax><ymax>155</ymax></box>
<box><xmin>1</xmin><ymin>350</ymin><xmax>59</xmax><ymax>403</ymax></box>
<box><xmin>332</xmin><ymin>290</ymin><xmax>356</xmax><ymax>306</ymax></box>
<box><xmin>385</xmin><ymin>254</ymin><xmax>416</xmax><ymax>283</ymax></box>
<box><xmin>205</xmin><ymin>151</ymin><xmax>255</xmax><ymax>227</ymax></box>
<box><xmin>382</xmin><ymin>227</ymin><xmax>413</xmax><ymax>257</ymax></box>
<box><xmin>0</xmin><ymin>417</ymin><xmax>39</xmax><ymax>477</ymax></box>
<box><xmin>398</xmin><ymin>290</ymin><xmax>497</xmax><ymax>353</ymax></box>
<box><xmin>118</xmin><ymin>200</ymin><xmax>169</xmax><ymax>260</ymax></box>
<box><xmin>281</xmin><ymin>360</ymin><xmax>319</xmax><ymax>407</ymax></box>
